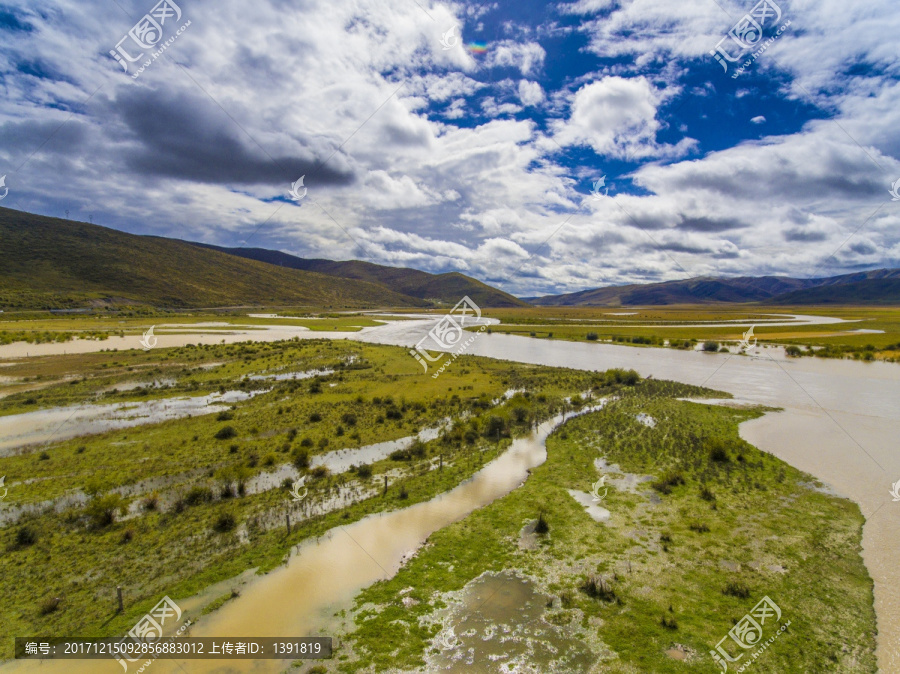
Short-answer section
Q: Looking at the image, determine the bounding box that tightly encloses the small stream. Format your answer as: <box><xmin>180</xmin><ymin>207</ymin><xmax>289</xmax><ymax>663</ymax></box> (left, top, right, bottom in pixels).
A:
<box><xmin>0</xmin><ymin>406</ymin><xmax>602</xmax><ymax>673</ymax></box>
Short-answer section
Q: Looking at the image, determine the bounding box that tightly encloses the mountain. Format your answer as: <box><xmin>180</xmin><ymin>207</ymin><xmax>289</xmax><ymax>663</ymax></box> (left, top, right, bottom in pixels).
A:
<box><xmin>0</xmin><ymin>207</ymin><xmax>427</xmax><ymax>310</ymax></box>
<box><xmin>769</xmin><ymin>278</ymin><xmax>900</xmax><ymax>305</ymax></box>
<box><xmin>192</xmin><ymin>243</ymin><xmax>528</xmax><ymax>308</ymax></box>
<box><xmin>529</xmin><ymin>269</ymin><xmax>900</xmax><ymax>306</ymax></box>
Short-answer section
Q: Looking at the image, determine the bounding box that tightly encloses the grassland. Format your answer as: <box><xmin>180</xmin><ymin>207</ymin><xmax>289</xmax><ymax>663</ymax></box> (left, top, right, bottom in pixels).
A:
<box><xmin>0</xmin><ymin>311</ymin><xmax>386</xmax><ymax>345</ymax></box>
<box><xmin>0</xmin><ymin>339</ymin><xmax>614</xmax><ymax>660</ymax></box>
<box><xmin>480</xmin><ymin>305</ymin><xmax>900</xmax><ymax>362</ymax></box>
<box><xmin>334</xmin><ymin>381</ymin><xmax>876</xmax><ymax>673</ymax></box>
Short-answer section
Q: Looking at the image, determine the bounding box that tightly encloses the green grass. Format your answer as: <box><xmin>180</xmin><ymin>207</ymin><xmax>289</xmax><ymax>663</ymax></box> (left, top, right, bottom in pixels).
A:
<box><xmin>479</xmin><ymin>305</ymin><xmax>900</xmax><ymax>362</ymax></box>
<box><xmin>0</xmin><ymin>207</ymin><xmax>423</xmax><ymax>310</ymax></box>
<box><xmin>335</xmin><ymin>381</ymin><xmax>876</xmax><ymax>673</ymax></box>
<box><xmin>0</xmin><ymin>339</ymin><xmax>612</xmax><ymax>658</ymax></box>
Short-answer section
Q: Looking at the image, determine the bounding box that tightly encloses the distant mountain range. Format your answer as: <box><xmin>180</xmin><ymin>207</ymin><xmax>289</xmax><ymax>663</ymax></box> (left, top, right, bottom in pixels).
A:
<box><xmin>2</xmin><ymin>206</ymin><xmax>897</xmax><ymax>311</ymax></box>
<box><xmin>0</xmin><ymin>207</ymin><xmax>523</xmax><ymax>310</ymax></box>
<box><xmin>527</xmin><ymin>269</ymin><xmax>900</xmax><ymax>306</ymax></box>
<box><xmin>191</xmin><ymin>243</ymin><xmax>526</xmax><ymax>308</ymax></box>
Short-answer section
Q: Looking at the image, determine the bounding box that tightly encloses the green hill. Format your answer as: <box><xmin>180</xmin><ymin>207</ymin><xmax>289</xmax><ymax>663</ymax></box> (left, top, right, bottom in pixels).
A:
<box><xmin>192</xmin><ymin>244</ymin><xmax>528</xmax><ymax>308</ymax></box>
<box><xmin>0</xmin><ymin>207</ymin><xmax>426</xmax><ymax>310</ymax></box>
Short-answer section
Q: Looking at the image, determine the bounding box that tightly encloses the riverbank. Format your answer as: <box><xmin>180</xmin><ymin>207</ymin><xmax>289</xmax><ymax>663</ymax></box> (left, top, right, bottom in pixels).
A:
<box><xmin>333</xmin><ymin>382</ymin><xmax>875</xmax><ymax>672</ymax></box>
<box><xmin>355</xmin><ymin>319</ymin><xmax>900</xmax><ymax>671</ymax></box>
<box><xmin>0</xmin><ymin>340</ymin><xmax>606</xmax><ymax>665</ymax></box>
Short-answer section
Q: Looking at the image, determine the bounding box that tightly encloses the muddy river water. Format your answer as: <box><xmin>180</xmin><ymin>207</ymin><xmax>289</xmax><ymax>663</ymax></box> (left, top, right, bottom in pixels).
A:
<box><xmin>358</xmin><ymin>318</ymin><xmax>900</xmax><ymax>673</ymax></box>
<box><xmin>3</xmin><ymin>409</ymin><xmax>595</xmax><ymax>674</ymax></box>
<box><xmin>1</xmin><ymin>316</ymin><xmax>898</xmax><ymax>672</ymax></box>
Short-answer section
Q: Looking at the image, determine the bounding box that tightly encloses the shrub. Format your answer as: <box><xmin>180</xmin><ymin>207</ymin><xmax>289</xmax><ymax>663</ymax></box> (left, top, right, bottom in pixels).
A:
<box><xmin>15</xmin><ymin>526</ymin><xmax>37</xmax><ymax>547</ymax></box>
<box><xmin>141</xmin><ymin>492</ymin><xmax>160</xmax><ymax>511</ymax></box>
<box><xmin>724</xmin><ymin>582</ymin><xmax>751</xmax><ymax>599</ymax></box>
<box><xmin>308</xmin><ymin>412</ymin><xmax>322</xmax><ymax>423</ymax></box>
<box><xmin>355</xmin><ymin>464</ymin><xmax>373</xmax><ymax>479</ymax></box>
<box><xmin>700</xmin><ymin>485</ymin><xmax>716</xmax><ymax>502</ymax></box>
<box><xmin>293</xmin><ymin>449</ymin><xmax>310</xmax><ymax>469</ymax></box>
<box><xmin>215</xmin><ymin>426</ymin><xmax>237</xmax><ymax>440</ymax></box>
<box><xmin>38</xmin><ymin>596</ymin><xmax>62</xmax><ymax>615</ymax></box>
<box><xmin>689</xmin><ymin>521</ymin><xmax>710</xmax><ymax>533</ymax></box>
<box><xmin>660</xmin><ymin>615</ymin><xmax>678</xmax><ymax>630</ymax></box>
<box><xmin>535</xmin><ymin>512</ymin><xmax>549</xmax><ymax>534</ymax></box>
<box><xmin>708</xmin><ymin>439</ymin><xmax>730</xmax><ymax>463</ymax></box>
<box><xmin>216</xmin><ymin>411</ymin><xmax>234</xmax><ymax>421</ymax></box>
<box><xmin>784</xmin><ymin>345</ymin><xmax>803</xmax><ymax>357</ymax></box>
<box><xmin>586</xmin><ymin>332</ymin><xmax>599</xmax><ymax>341</ymax></box>
<box><xmin>581</xmin><ymin>575</ymin><xmax>617</xmax><ymax>602</ymax></box>
<box><xmin>310</xmin><ymin>466</ymin><xmax>329</xmax><ymax>480</ymax></box>
<box><xmin>703</xmin><ymin>341</ymin><xmax>720</xmax><ymax>352</ymax></box>
<box><xmin>651</xmin><ymin>472</ymin><xmax>685</xmax><ymax>494</ymax></box>
<box><xmin>184</xmin><ymin>486</ymin><xmax>212</xmax><ymax>506</ymax></box>
<box><xmin>85</xmin><ymin>493</ymin><xmax>127</xmax><ymax>528</ymax></box>
<box><xmin>391</xmin><ymin>440</ymin><xmax>426</xmax><ymax>461</ymax></box>
<box><xmin>484</xmin><ymin>415</ymin><xmax>506</xmax><ymax>439</ymax></box>
<box><xmin>599</xmin><ymin>368</ymin><xmax>640</xmax><ymax>387</ymax></box>
<box><xmin>213</xmin><ymin>513</ymin><xmax>236</xmax><ymax>533</ymax></box>
<box><xmin>300</xmin><ymin>437</ymin><xmax>313</xmax><ymax>448</ymax></box>
<box><xmin>341</xmin><ymin>413</ymin><xmax>357</xmax><ymax>426</ymax></box>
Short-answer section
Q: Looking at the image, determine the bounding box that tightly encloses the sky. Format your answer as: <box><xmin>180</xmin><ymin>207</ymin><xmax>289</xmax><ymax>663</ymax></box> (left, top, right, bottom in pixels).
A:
<box><xmin>1</xmin><ymin>0</ymin><xmax>899</xmax><ymax>296</ymax></box>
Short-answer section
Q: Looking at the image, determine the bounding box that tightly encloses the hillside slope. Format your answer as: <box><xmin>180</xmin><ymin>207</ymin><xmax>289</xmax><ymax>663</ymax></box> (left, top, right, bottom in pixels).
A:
<box><xmin>531</xmin><ymin>270</ymin><xmax>900</xmax><ymax>306</ymax></box>
<box><xmin>770</xmin><ymin>278</ymin><xmax>900</xmax><ymax>305</ymax></box>
<box><xmin>193</xmin><ymin>244</ymin><xmax>528</xmax><ymax>308</ymax></box>
<box><xmin>0</xmin><ymin>208</ymin><xmax>426</xmax><ymax>310</ymax></box>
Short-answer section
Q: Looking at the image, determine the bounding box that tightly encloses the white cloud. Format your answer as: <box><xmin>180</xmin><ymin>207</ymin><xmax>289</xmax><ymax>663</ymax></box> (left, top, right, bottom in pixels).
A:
<box><xmin>0</xmin><ymin>0</ymin><xmax>897</xmax><ymax>299</ymax></box>
<box><xmin>518</xmin><ymin>80</ymin><xmax>545</xmax><ymax>106</ymax></box>
<box><xmin>484</xmin><ymin>40</ymin><xmax>546</xmax><ymax>75</ymax></box>
<box><xmin>551</xmin><ymin>77</ymin><xmax>697</xmax><ymax>159</ymax></box>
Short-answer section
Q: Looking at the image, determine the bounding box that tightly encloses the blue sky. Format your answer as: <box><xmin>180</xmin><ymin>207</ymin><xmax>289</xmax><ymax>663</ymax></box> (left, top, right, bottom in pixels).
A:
<box><xmin>0</xmin><ymin>0</ymin><xmax>898</xmax><ymax>295</ymax></box>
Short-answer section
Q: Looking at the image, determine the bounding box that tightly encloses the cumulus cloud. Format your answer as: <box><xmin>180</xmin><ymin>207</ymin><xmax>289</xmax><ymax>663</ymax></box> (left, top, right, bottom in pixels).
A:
<box><xmin>518</xmin><ymin>80</ymin><xmax>545</xmax><ymax>106</ymax></box>
<box><xmin>484</xmin><ymin>40</ymin><xmax>546</xmax><ymax>75</ymax></box>
<box><xmin>0</xmin><ymin>0</ymin><xmax>896</xmax><ymax>298</ymax></box>
<box><xmin>551</xmin><ymin>76</ymin><xmax>697</xmax><ymax>159</ymax></box>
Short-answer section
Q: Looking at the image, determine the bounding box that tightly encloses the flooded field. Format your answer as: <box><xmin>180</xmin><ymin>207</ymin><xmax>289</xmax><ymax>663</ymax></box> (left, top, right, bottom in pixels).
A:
<box><xmin>358</xmin><ymin>317</ymin><xmax>900</xmax><ymax>672</ymax></box>
<box><xmin>0</xmin><ymin>390</ymin><xmax>265</xmax><ymax>454</ymax></box>
<box><xmin>1</xmin><ymin>408</ymin><xmax>596</xmax><ymax>673</ymax></box>
<box><xmin>0</xmin><ymin>314</ymin><xmax>896</xmax><ymax>672</ymax></box>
